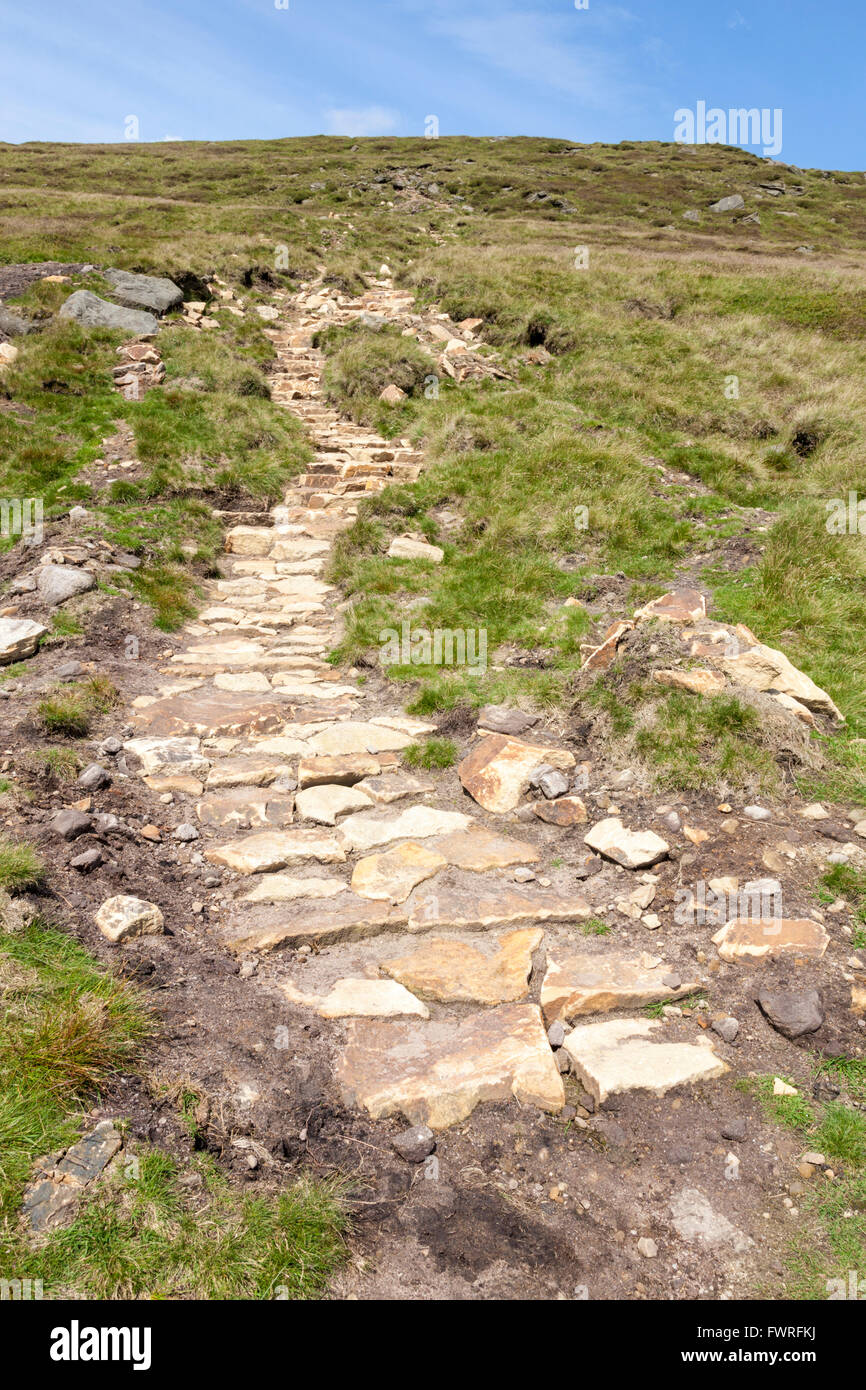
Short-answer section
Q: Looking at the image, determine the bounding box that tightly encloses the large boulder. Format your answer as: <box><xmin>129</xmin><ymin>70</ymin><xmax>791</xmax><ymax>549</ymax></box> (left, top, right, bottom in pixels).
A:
<box><xmin>58</xmin><ymin>291</ymin><xmax>158</xmax><ymax>336</ymax></box>
<box><xmin>103</xmin><ymin>268</ymin><xmax>183</xmax><ymax>314</ymax></box>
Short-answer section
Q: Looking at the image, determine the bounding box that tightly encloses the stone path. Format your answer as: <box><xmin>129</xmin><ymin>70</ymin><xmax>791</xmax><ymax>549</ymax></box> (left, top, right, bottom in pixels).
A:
<box><xmin>120</xmin><ymin>271</ymin><xmax>732</xmax><ymax>1131</ymax></box>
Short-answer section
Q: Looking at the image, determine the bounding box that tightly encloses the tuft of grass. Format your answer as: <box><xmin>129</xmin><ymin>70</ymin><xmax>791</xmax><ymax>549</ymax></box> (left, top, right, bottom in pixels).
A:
<box><xmin>736</xmin><ymin>1074</ymin><xmax>817</xmax><ymax>1131</ymax></box>
<box><xmin>36</xmin><ymin>676</ymin><xmax>119</xmax><ymax>737</ymax></box>
<box><xmin>403</xmin><ymin>737</ymin><xmax>458</xmax><ymax>770</ymax></box>
<box><xmin>23</xmin><ymin>1147</ymin><xmax>349</xmax><ymax>1301</ymax></box>
<box><xmin>27</xmin><ymin>747</ymin><xmax>82</xmax><ymax>782</ymax></box>
<box><xmin>0</xmin><ymin>919</ymin><xmax>150</xmax><ymax>1211</ymax></box>
<box><xmin>0</xmin><ymin>839</ymin><xmax>44</xmax><ymax>893</ymax></box>
<box><xmin>580</xmin><ymin>918</ymin><xmax>612</xmax><ymax>937</ymax></box>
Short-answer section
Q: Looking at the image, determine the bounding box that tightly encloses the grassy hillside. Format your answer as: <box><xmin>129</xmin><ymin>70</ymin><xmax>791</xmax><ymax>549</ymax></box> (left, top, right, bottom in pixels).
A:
<box><xmin>3</xmin><ymin>135</ymin><xmax>866</xmax><ymax>768</ymax></box>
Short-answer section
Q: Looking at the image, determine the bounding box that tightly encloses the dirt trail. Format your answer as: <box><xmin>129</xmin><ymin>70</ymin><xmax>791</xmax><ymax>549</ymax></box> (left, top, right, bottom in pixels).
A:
<box><xmin>92</xmin><ymin>271</ymin><xmax>861</xmax><ymax>1301</ymax></box>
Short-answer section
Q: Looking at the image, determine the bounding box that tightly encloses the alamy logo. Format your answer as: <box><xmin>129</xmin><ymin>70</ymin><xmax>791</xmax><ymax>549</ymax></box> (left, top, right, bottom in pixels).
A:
<box><xmin>0</xmin><ymin>497</ymin><xmax>43</xmax><ymax>544</ymax></box>
<box><xmin>826</xmin><ymin>492</ymin><xmax>866</xmax><ymax>534</ymax></box>
<box><xmin>50</xmin><ymin>1320</ymin><xmax>152</xmax><ymax>1371</ymax></box>
<box><xmin>0</xmin><ymin>1278</ymin><xmax>43</xmax><ymax>1300</ymax></box>
<box><xmin>674</xmin><ymin>101</ymin><xmax>783</xmax><ymax>158</ymax></box>
<box><xmin>379</xmin><ymin>622</ymin><xmax>487</xmax><ymax>673</ymax></box>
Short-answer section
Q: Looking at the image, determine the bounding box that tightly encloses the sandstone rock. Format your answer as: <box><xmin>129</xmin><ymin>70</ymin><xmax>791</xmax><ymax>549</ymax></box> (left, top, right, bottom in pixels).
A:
<box><xmin>652</xmin><ymin>668</ymin><xmax>726</xmax><ymax>696</ymax></box>
<box><xmin>95</xmin><ymin>895</ymin><xmax>164</xmax><ymax>943</ymax></box>
<box><xmin>383</xmin><ymin>928</ymin><xmax>543</xmax><ymax>1004</ymax></box>
<box><xmin>379</xmin><ymin>384</ymin><xmax>406</xmax><ymax>404</ymax></box>
<box><xmin>712</xmin><ymin>917</ymin><xmax>829</xmax><ymax>963</ymax></box>
<box><xmin>195</xmin><ymin>788</ymin><xmax>294</xmax><ymax>830</ymax></box>
<box><xmin>0</xmin><ymin>617</ymin><xmax>47</xmax><ymax>664</ymax></box>
<box><xmin>295</xmin><ymin>783</ymin><xmax>373</xmax><ymax>825</ymax></box>
<box><xmin>282</xmin><ymin>977</ymin><xmax>429</xmax><ymax>1019</ymax></box>
<box><xmin>238</xmin><ymin>874</ymin><xmax>348</xmax><ymax>904</ymax></box>
<box><xmin>222</xmin><ymin>898</ymin><xmax>406</xmax><ymax>953</ymax></box>
<box><xmin>541</xmin><ymin>950</ymin><xmax>700</xmax><ymax>1021</ymax></box>
<box><xmin>306</xmin><ymin>720</ymin><xmax>414</xmax><ymax>755</ymax></box>
<box><xmin>531</xmin><ymin>796</ymin><xmax>588</xmax><ymax>826</ymax></box>
<box><xmin>297</xmin><ymin>754</ymin><xmax>381</xmax><ymax>788</ymax></box>
<box><xmin>458</xmin><ymin>733</ymin><xmax>575</xmax><ymax>813</ymax></box>
<box><xmin>205</xmin><ymin>828</ymin><xmax>345</xmax><ymax>874</ymax></box>
<box><xmin>58</xmin><ymin>290</ymin><xmax>159</xmax><ymax>335</ymax></box>
<box><xmin>355</xmin><ymin>770</ymin><xmax>434</xmax><ymax>803</ymax></box>
<box><xmin>428</xmin><ymin>825</ymin><xmax>540</xmax><ymax>871</ymax></box>
<box><xmin>337</xmin><ymin>1004</ymin><xmax>564</xmax><ymax>1128</ymax></box>
<box><xmin>407</xmin><ymin>880</ymin><xmax>590</xmax><ymax>932</ymax></box>
<box><xmin>720</xmin><ymin>640</ymin><xmax>841</xmax><ymax>721</ymax></box>
<box><xmin>387</xmin><ymin>535</ymin><xmax>444</xmax><ymax>563</ymax></box>
<box><xmin>584</xmin><ymin>817</ymin><xmax>669</xmax><ymax>869</ymax></box>
<box><xmin>757</xmin><ymin>987</ymin><xmax>824</xmax><ymax>1038</ymax></box>
<box><xmin>562</xmin><ymin>1018</ymin><xmax>727</xmax><ymax>1104</ymax></box>
<box><xmin>580</xmin><ymin>620</ymin><xmax>633</xmax><ymax>671</ymax></box>
<box><xmin>634</xmin><ymin>589</ymin><xmax>707</xmax><ymax>624</ymax></box>
<box><xmin>352</xmin><ymin>841</ymin><xmax>446</xmax><ymax>903</ymax></box>
<box><xmin>205</xmin><ymin>755</ymin><xmax>293</xmax><ymax>789</ymax></box>
<box><xmin>339</xmin><ymin>804</ymin><xmax>473</xmax><ymax>854</ymax></box>
<box><xmin>36</xmin><ymin>564</ymin><xmax>95</xmax><ymax>606</ymax></box>
<box><xmin>103</xmin><ymin>268</ymin><xmax>183</xmax><ymax>313</ymax></box>
<box><xmin>124</xmin><ymin>736</ymin><xmax>209</xmax><ymax>779</ymax></box>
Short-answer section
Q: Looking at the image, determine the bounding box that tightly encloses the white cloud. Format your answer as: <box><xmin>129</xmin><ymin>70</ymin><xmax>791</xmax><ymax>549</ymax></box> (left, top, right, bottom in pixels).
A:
<box><xmin>324</xmin><ymin>105</ymin><xmax>400</xmax><ymax>137</ymax></box>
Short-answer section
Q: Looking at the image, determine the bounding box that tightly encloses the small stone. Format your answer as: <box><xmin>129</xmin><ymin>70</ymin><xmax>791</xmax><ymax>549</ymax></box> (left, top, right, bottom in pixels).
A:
<box><xmin>78</xmin><ymin>763</ymin><xmax>110</xmax><ymax>791</ymax></box>
<box><xmin>386</xmin><ymin>535</ymin><xmax>443</xmax><ymax>563</ymax></box>
<box><xmin>173</xmin><ymin>823</ymin><xmax>199</xmax><ymax>842</ymax></box>
<box><xmin>743</xmin><ymin>805</ymin><xmax>772</xmax><ymax>821</ymax></box>
<box><xmin>721</xmin><ymin>1117</ymin><xmax>747</xmax><ymax>1142</ymax></box>
<box><xmin>548</xmin><ymin>1021</ymin><xmax>566</xmax><ymax>1049</ymax></box>
<box><xmin>393</xmin><ymin>1126</ymin><xmax>436</xmax><ymax>1163</ymax></box>
<box><xmin>637</xmin><ymin>1237</ymin><xmax>658</xmax><ymax>1258</ymax></box>
<box><xmin>380</xmin><ymin>384</ymin><xmax>407</xmax><ymax>404</ymax></box>
<box><xmin>537</xmin><ymin>769</ymin><xmax>570</xmax><ymax>800</ymax></box>
<box><xmin>70</xmin><ymin>847</ymin><xmax>103</xmax><ymax>871</ymax></box>
<box><xmin>51</xmin><ymin>809</ymin><xmax>93</xmax><ymax>840</ymax></box>
<box><xmin>140</xmin><ymin>825</ymin><xmax>162</xmax><ymax>842</ymax></box>
<box><xmin>757</xmin><ymin>987</ymin><xmax>824</xmax><ymax>1039</ymax></box>
<box><xmin>712</xmin><ymin>1017</ymin><xmax>740</xmax><ymax>1043</ymax></box>
<box><xmin>95</xmin><ymin>895</ymin><xmax>165</xmax><ymax>943</ymax></box>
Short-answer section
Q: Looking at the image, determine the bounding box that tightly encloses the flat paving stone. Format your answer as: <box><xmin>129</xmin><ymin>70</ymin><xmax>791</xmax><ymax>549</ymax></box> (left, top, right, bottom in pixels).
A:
<box><xmin>540</xmin><ymin>949</ymin><xmax>701</xmax><ymax>1022</ymax></box>
<box><xmin>383</xmin><ymin>928</ymin><xmax>543</xmax><ymax>1004</ymax></box>
<box><xmin>458</xmin><ymin>733</ymin><xmax>576</xmax><ymax>813</ymax></box>
<box><xmin>337</xmin><ymin>1003</ymin><xmax>564</xmax><ymax>1129</ymax></box>
<box><xmin>282</xmin><ymin>976</ymin><xmax>429</xmax><ymax>1019</ymax></box>
<box><xmin>205</xmin><ymin>828</ymin><xmax>345</xmax><ymax>874</ymax></box>
<box><xmin>562</xmin><ymin>1018</ymin><xmax>727</xmax><ymax>1105</ymax></box>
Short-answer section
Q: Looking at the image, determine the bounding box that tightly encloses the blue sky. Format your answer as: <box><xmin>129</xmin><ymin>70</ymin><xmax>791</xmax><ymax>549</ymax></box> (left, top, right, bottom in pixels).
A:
<box><xmin>1</xmin><ymin>0</ymin><xmax>862</xmax><ymax>169</ymax></box>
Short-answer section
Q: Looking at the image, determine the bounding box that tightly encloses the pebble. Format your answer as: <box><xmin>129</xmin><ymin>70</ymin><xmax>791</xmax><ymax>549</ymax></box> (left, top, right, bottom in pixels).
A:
<box><xmin>712</xmin><ymin>1017</ymin><xmax>740</xmax><ymax>1043</ymax></box>
<box><xmin>637</xmin><ymin>1237</ymin><xmax>658</xmax><ymax>1258</ymax></box>
<box><xmin>743</xmin><ymin>806</ymin><xmax>772</xmax><ymax>821</ymax></box>
<box><xmin>173</xmin><ymin>823</ymin><xmax>199</xmax><ymax>842</ymax></box>
<box><xmin>393</xmin><ymin>1125</ymin><xmax>436</xmax><ymax>1163</ymax></box>
<box><xmin>547</xmin><ymin>1021</ymin><xmax>566</xmax><ymax>1049</ymax></box>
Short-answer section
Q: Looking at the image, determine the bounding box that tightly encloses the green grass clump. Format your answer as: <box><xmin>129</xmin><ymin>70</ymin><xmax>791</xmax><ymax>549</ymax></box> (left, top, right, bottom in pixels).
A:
<box><xmin>22</xmin><ymin>1149</ymin><xmax>349</xmax><ymax>1301</ymax></box>
<box><xmin>36</xmin><ymin>676</ymin><xmax>119</xmax><ymax>737</ymax></box>
<box><xmin>321</xmin><ymin>326</ymin><xmax>435</xmax><ymax>423</ymax></box>
<box><xmin>403</xmin><ymin>737</ymin><xmax>458</xmax><ymax>770</ymax></box>
<box><xmin>0</xmin><ymin>839</ymin><xmax>44</xmax><ymax>893</ymax></box>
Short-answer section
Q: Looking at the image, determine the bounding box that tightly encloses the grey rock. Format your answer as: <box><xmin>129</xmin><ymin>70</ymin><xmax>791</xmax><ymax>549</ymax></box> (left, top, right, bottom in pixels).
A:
<box><xmin>556</xmin><ymin>1049</ymin><xmax>571</xmax><ymax>1074</ymax></box>
<box><xmin>757</xmin><ymin>987</ymin><xmax>824</xmax><ymax>1039</ymax></box>
<box><xmin>662</xmin><ymin>973</ymin><xmax>682</xmax><ymax>990</ymax></box>
<box><xmin>393</xmin><ymin>1125</ymin><xmax>436</xmax><ymax>1163</ymax></box>
<box><xmin>58</xmin><ymin>290</ymin><xmax>159</xmax><ymax>336</ymax></box>
<box><xmin>9</xmin><ymin>575</ymin><xmax>37</xmax><ymax>594</ymax></box>
<box><xmin>70</xmin><ymin>847</ymin><xmax>103</xmax><ymax>871</ymax></box>
<box><xmin>56</xmin><ymin>660</ymin><xmax>83</xmax><ymax>679</ymax></box>
<box><xmin>548</xmin><ymin>1020</ymin><xmax>566</xmax><ymax>1049</ymax></box>
<box><xmin>712</xmin><ymin>1016</ymin><xmax>740</xmax><ymax>1043</ymax></box>
<box><xmin>528</xmin><ymin>763</ymin><xmax>555</xmax><ymax>789</ymax></box>
<box><xmin>79</xmin><ymin>763</ymin><xmax>110</xmax><ymax>791</ymax></box>
<box><xmin>710</xmin><ymin>194</ymin><xmax>746</xmax><ymax>213</ymax></box>
<box><xmin>173</xmin><ymin>823</ymin><xmax>199</xmax><ymax>842</ymax></box>
<box><xmin>100</xmin><ymin>736</ymin><xmax>123</xmax><ymax>755</ymax></box>
<box><xmin>0</xmin><ymin>616</ymin><xmax>47</xmax><ymax>664</ymax></box>
<box><xmin>51</xmin><ymin>809</ymin><xmax>93</xmax><ymax>840</ymax></box>
<box><xmin>103</xmin><ymin>268</ymin><xmax>183</xmax><ymax>314</ymax></box>
<box><xmin>722</xmin><ymin>1117</ymin><xmax>748</xmax><ymax>1142</ymax></box>
<box><xmin>477</xmin><ymin>704</ymin><xmax>540</xmax><ymax>736</ymax></box>
<box><xmin>538</xmin><ymin>769</ymin><xmax>570</xmax><ymax>800</ymax></box>
<box><xmin>358</xmin><ymin>312</ymin><xmax>387</xmax><ymax>331</ymax></box>
<box><xmin>0</xmin><ymin>307</ymin><xmax>34</xmax><ymax>337</ymax></box>
<box><xmin>36</xmin><ymin>563</ymin><xmax>95</xmax><ymax>606</ymax></box>
<box><xmin>23</xmin><ymin>1120</ymin><xmax>122</xmax><ymax>1232</ymax></box>
<box><xmin>743</xmin><ymin>805</ymin><xmax>772</xmax><ymax>821</ymax></box>
<box><xmin>94</xmin><ymin>813</ymin><xmax>121</xmax><ymax>835</ymax></box>
<box><xmin>683</xmin><ymin>209</ymin><xmax>701</xmax><ymax>222</ymax></box>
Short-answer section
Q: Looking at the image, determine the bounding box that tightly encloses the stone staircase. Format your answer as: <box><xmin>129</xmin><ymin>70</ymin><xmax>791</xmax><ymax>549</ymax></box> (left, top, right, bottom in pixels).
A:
<box><xmin>121</xmin><ymin>272</ymin><xmax>731</xmax><ymax>1136</ymax></box>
